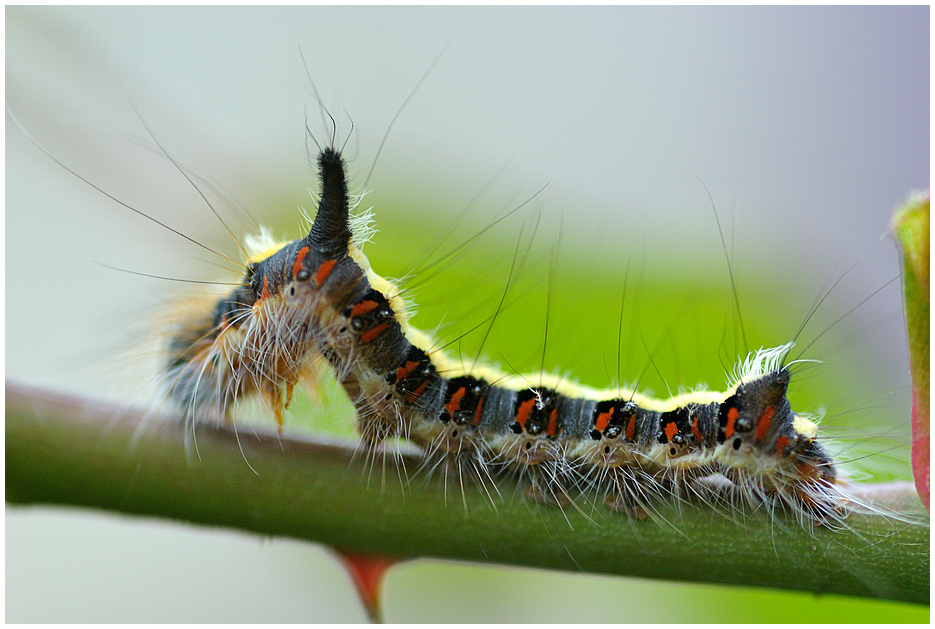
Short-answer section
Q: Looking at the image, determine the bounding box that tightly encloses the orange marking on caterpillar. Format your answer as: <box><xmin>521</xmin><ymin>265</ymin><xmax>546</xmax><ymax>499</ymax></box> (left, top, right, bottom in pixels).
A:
<box><xmin>691</xmin><ymin>416</ymin><xmax>703</xmax><ymax>444</ymax></box>
<box><xmin>395</xmin><ymin>360</ymin><xmax>420</xmax><ymax>382</ymax></box>
<box><xmin>260</xmin><ymin>275</ymin><xmax>271</xmax><ymax>300</ymax></box>
<box><xmin>624</xmin><ymin>413</ymin><xmax>637</xmax><ymax>441</ymax></box>
<box><xmin>315</xmin><ymin>259</ymin><xmax>337</xmax><ymax>286</ymax></box>
<box><xmin>664</xmin><ymin>421</ymin><xmax>679</xmax><ymax>441</ymax></box>
<box><xmin>359</xmin><ymin>322</ymin><xmax>389</xmax><ymax>344</ymax></box>
<box><xmin>291</xmin><ymin>246</ymin><xmax>310</xmax><ymax>279</ymax></box>
<box><xmin>595</xmin><ymin>408</ymin><xmax>614</xmax><ymax>433</ymax></box>
<box><xmin>445</xmin><ymin>387</ymin><xmax>467</xmax><ymax>419</ymax></box>
<box><xmin>350</xmin><ymin>300</ymin><xmax>380</xmax><ymax>318</ymax></box>
<box><xmin>515</xmin><ymin>397</ymin><xmax>536</xmax><ymax>430</ymax></box>
<box><xmin>546</xmin><ymin>408</ymin><xmax>559</xmax><ymax>437</ymax></box>
<box><xmin>756</xmin><ymin>406</ymin><xmax>775</xmax><ymax>442</ymax></box>
<box><xmin>774</xmin><ymin>435</ymin><xmax>790</xmax><ymax>454</ymax></box>
<box><xmin>407</xmin><ymin>380</ymin><xmax>429</xmax><ymax>404</ymax></box>
<box><xmin>725</xmin><ymin>407</ymin><xmax>739</xmax><ymax>439</ymax></box>
<box><xmin>472</xmin><ymin>395</ymin><xmax>486</xmax><ymax>426</ymax></box>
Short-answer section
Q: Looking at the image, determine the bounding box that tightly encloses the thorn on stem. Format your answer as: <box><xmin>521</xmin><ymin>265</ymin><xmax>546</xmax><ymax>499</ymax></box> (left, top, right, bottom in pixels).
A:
<box><xmin>337</xmin><ymin>551</ymin><xmax>397</xmax><ymax>623</ymax></box>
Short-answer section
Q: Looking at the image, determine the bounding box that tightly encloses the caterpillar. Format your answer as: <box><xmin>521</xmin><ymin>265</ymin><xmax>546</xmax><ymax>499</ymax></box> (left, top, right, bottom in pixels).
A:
<box><xmin>164</xmin><ymin>137</ymin><xmax>854</xmax><ymax>526</ymax></box>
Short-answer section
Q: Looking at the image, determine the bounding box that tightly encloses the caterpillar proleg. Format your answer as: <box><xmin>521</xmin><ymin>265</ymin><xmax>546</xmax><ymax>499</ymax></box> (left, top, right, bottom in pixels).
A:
<box><xmin>8</xmin><ymin>6</ymin><xmax>928</xmax><ymax>623</ymax></box>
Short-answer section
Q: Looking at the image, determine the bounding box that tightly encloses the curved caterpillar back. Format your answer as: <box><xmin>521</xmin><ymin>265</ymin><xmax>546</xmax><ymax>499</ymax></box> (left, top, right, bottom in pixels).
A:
<box><xmin>165</xmin><ymin>142</ymin><xmax>874</xmax><ymax>527</ymax></box>
<box><xmin>163</xmin><ymin>148</ymin><xmax>352</xmax><ymax>429</ymax></box>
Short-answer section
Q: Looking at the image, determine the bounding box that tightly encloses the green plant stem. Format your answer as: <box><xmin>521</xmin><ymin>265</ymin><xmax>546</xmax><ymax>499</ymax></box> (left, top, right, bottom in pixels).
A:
<box><xmin>6</xmin><ymin>381</ymin><xmax>929</xmax><ymax>605</ymax></box>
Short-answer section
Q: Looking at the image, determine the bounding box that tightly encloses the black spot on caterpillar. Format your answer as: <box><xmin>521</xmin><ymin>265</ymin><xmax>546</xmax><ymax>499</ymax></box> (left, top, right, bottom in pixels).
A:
<box><xmin>7</xmin><ymin>7</ymin><xmax>928</xmax><ymax>623</ymax></box>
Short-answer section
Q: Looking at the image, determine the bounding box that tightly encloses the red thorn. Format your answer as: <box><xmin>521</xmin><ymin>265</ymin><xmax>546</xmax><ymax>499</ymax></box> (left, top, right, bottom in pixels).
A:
<box><xmin>338</xmin><ymin>552</ymin><xmax>396</xmax><ymax>623</ymax></box>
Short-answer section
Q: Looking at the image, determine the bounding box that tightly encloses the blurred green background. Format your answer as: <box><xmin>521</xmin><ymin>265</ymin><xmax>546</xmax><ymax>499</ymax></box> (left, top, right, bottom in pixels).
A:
<box><xmin>7</xmin><ymin>6</ymin><xmax>928</xmax><ymax>622</ymax></box>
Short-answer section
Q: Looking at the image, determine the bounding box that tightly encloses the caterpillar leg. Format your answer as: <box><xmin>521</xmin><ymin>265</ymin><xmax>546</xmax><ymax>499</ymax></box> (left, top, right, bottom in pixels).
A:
<box><xmin>603</xmin><ymin>489</ymin><xmax>650</xmax><ymax>520</ymax></box>
<box><xmin>523</xmin><ymin>466</ymin><xmax>573</xmax><ymax>509</ymax></box>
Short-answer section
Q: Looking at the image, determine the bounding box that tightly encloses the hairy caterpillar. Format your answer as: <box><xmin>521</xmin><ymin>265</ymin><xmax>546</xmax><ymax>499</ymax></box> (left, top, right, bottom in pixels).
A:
<box><xmin>8</xmin><ymin>6</ymin><xmax>927</xmax><ymax>623</ymax></box>
<box><xmin>166</xmin><ymin>134</ymin><xmax>858</xmax><ymax>526</ymax></box>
